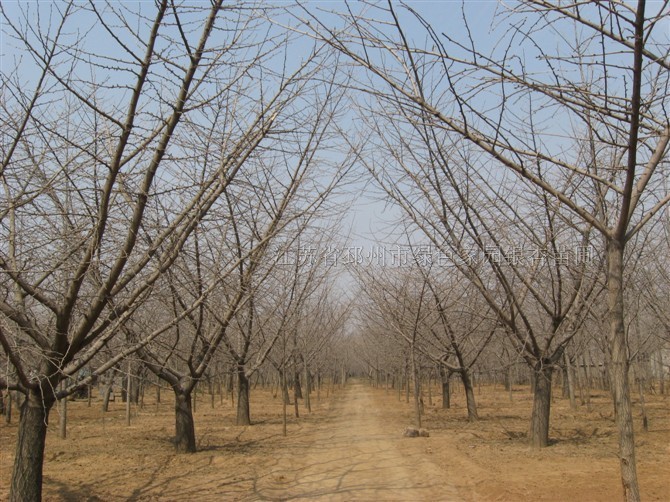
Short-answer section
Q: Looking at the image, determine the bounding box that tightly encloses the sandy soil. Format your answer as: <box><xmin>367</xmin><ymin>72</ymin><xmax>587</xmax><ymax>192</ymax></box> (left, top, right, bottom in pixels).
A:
<box><xmin>1</xmin><ymin>381</ymin><xmax>668</xmax><ymax>501</ymax></box>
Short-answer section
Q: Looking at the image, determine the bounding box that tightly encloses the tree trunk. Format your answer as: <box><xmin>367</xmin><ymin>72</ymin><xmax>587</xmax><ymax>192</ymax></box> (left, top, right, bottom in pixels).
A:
<box><xmin>236</xmin><ymin>366</ymin><xmax>251</xmax><ymax>426</ymax></box>
<box><xmin>294</xmin><ymin>370</ymin><xmax>303</xmax><ymax>399</ymax></box>
<box><xmin>529</xmin><ymin>363</ymin><xmax>553</xmax><ymax>448</ymax></box>
<box><xmin>506</xmin><ymin>366</ymin><xmax>514</xmax><ymax>401</ymax></box>
<box><xmin>6</xmin><ymin>390</ymin><xmax>13</xmax><ymax>423</ymax></box>
<box><xmin>126</xmin><ymin>359</ymin><xmax>132</xmax><ymax>426</ymax></box>
<box><xmin>304</xmin><ymin>362</ymin><xmax>312</xmax><ymax>413</ymax></box>
<box><xmin>281</xmin><ymin>367</ymin><xmax>287</xmax><ymax>437</ymax></box>
<box><xmin>427</xmin><ymin>370</ymin><xmax>433</xmax><ymax>407</ymax></box>
<box><xmin>130</xmin><ymin>379</ymin><xmax>140</xmax><ymax>405</ymax></box>
<box><xmin>564</xmin><ymin>352</ymin><xmax>577</xmax><ymax>410</ymax></box>
<box><xmin>439</xmin><ymin>365</ymin><xmax>451</xmax><ymax>409</ymax></box>
<box><xmin>101</xmin><ymin>383</ymin><xmax>113</xmax><ymax>412</ymax></box>
<box><xmin>607</xmin><ymin>241</ymin><xmax>640</xmax><ymax>501</ymax></box>
<box><xmin>658</xmin><ymin>351</ymin><xmax>665</xmax><ymax>395</ymax></box>
<box><xmin>58</xmin><ymin>393</ymin><xmax>67</xmax><ymax>440</ymax></box>
<box><xmin>173</xmin><ymin>388</ymin><xmax>196</xmax><ymax>453</ymax></box>
<box><xmin>293</xmin><ymin>376</ymin><xmax>300</xmax><ymax>419</ymax></box>
<box><xmin>411</xmin><ymin>344</ymin><xmax>421</xmax><ymax>428</ymax></box>
<box><xmin>404</xmin><ymin>361</ymin><xmax>410</xmax><ymax>404</ymax></box>
<box><xmin>582</xmin><ymin>356</ymin><xmax>593</xmax><ymax>411</ymax></box>
<box><xmin>461</xmin><ymin>370</ymin><xmax>478</xmax><ymax>421</ymax></box>
<box><xmin>10</xmin><ymin>391</ymin><xmax>54</xmax><ymax>502</ymax></box>
<box><xmin>281</xmin><ymin>368</ymin><xmax>291</xmax><ymax>405</ymax></box>
<box><xmin>637</xmin><ymin>377</ymin><xmax>648</xmax><ymax>432</ymax></box>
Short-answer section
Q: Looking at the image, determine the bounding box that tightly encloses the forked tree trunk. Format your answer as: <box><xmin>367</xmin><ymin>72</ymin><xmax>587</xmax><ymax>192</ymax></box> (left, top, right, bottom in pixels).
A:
<box><xmin>10</xmin><ymin>391</ymin><xmax>54</xmax><ymax>502</ymax></box>
<box><xmin>461</xmin><ymin>370</ymin><xmax>478</xmax><ymax>421</ymax></box>
<box><xmin>173</xmin><ymin>388</ymin><xmax>196</xmax><ymax>453</ymax></box>
<box><xmin>236</xmin><ymin>367</ymin><xmax>251</xmax><ymax>426</ymax></box>
<box><xmin>607</xmin><ymin>241</ymin><xmax>640</xmax><ymax>501</ymax></box>
<box><xmin>529</xmin><ymin>364</ymin><xmax>553</xmax><ymax>448</ymax></box>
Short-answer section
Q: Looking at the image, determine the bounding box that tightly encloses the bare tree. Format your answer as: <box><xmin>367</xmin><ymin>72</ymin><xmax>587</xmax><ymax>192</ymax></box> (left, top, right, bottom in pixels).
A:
<box><xmin>357</xmin><ymin>265</ymin><xmax>435</xmax><ymax>428</ymax></box>
<box><xmin>134</xmin><ymin>103</ymin><xmax>348</xmax><ymax>451</ymax></box>
<box><xmin>299</xmin><ymin>2</ymin><xmax>669</xmax><ymax>498</ymax></box>
<box><xmin>347</xmin><ymin>102</ymin><xmax>602</xmax><ymax>444</ymax></box>
<box><xmin>420</xmin><ymin>270</ymin><xmax>497</xmax><ymax>422</ymax></box>
<box><xmin>0</xmin><ymin>1</ymin><xmax>345</xmax><ymax>498</ymax></box>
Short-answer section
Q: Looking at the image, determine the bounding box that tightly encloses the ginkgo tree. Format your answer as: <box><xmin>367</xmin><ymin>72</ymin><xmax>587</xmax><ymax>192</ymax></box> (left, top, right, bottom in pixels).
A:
<box><xmin>0</xmin><ymin>2</ymin><xmax>345</xmax><ymax>500</ymax></box>
<box><xmin>297</xmin><ymin>1</ymin><xmax>670</xmax><ymax>499</ymax></box>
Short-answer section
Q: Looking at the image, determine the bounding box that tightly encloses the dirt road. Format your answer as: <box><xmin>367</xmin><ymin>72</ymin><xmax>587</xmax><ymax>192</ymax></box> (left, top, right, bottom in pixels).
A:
<box><xmin>3</xmin><ymin>380</ymin><xmax>667</xmax><ymax>500</ymax></box>
<box><xmin>252</xmin><ymin>381</ymin><xmax>459</xmax><ymax>501</ymax></box>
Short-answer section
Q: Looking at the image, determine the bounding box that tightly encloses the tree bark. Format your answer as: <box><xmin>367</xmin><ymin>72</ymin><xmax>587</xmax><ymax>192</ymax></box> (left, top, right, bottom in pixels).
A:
<box><xmin>5</xmin><ymin>390</ymin><xmax>12</xmax><ymax>423</ymax></box>
<box><xmin>411</xmin><ymin>344</ymin><xmax>421</xmax><ymax>428</ymax></box>
<box><xmin>439</xmin><ymin>365</ymin><xmax>451</xmax><ymax>409</ymax></box>
<box><xmin>9</xmin><ymin>391</ymin><xmax>54</xmax><ymax>502</ymax></box>
<box><xmin>461</xmin><ymin>370</ymin><xmax>478</xmax><ymax>421</ymax></box>
<box><xmin>658</xmin><ymin>351</ymin><xmax>665</xmax><ymax>395</ymax></box>
<box><xmin>529</xmin><ymin>363</ymin><xmax>553</xmax><ymax>448</ymax></box>
<box><xmin>607</xmin><ymin>241</ymin><xmax>640</xmax><ymax>501</ymax></box>
<box><xmin>236</xmin><ymin>366</ymin><xmax>251</xmax><ymax>426</ymax></box>
<box><xmin>293</xmin><ymin>377</ymin><xmax>300</xmax><ymax>419</ymax></box>
<box><xmin>293</xmin><ymin>370</ymin><xmax>303</xmax><ymax>399</ymax></box>
<box><xmin>281</xmin><ymin>368</ymin><xmax>291</xmax><ymax>405</ymax></box>
<box><xmin>281</xmin><ymin>367</ymin><xmax>287</xmax><ymax>437</ymax></box>
<box><xmin>173</xmin><ymin>388</ymin><xmax>196</xmax><ymax>453</ymax></box>
<box><xmin>101</xmin><ymin>382</ymin><xmax>113</xmax><ymax>412</ymax></box>
<box><xmin>58</xmin><ymin>395</ymin><xmax>67</xmax><ymax>440</ymax></box>
<box><xmin>126</xmin><ymin>359</ymin><xmax>132</xmax><ymax>426</ymax></box>
<box><xmin>304</xmin><ymin>362</ymin><xmax>312</xmax><ymax>413</ymax></box>
<box><xmin>564</xmin><ymin>352</ymin><xmax>577</xmax><ymax>410</ymax></box>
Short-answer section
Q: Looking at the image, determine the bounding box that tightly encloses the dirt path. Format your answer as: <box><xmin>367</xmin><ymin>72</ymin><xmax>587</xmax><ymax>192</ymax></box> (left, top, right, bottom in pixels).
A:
<box><xmin>251</xmin><ymin>381</ymin><xmax>460</xmax><ymax>501</ymax></box>
<box><xmin>4</xmin><ymin>381</ymin><xmax>666</xmax><ymax>500</ymax></box>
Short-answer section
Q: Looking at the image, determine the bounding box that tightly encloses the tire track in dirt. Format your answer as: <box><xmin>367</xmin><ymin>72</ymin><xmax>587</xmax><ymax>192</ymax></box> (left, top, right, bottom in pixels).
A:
<box><xmin>252</xmin><ymin>382</ymin><xmax>461</xmax><ymax>501</ymax></box>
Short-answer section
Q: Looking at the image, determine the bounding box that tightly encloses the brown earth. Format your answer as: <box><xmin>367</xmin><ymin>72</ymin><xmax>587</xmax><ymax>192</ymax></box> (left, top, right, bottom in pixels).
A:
<box><xmin>0</xmin><ymin>380</ymin><xmax>668</xmax><ymax>501</ymax></box>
